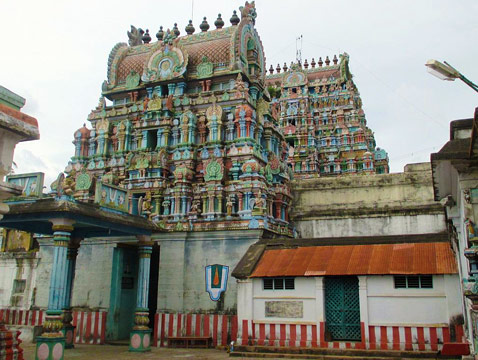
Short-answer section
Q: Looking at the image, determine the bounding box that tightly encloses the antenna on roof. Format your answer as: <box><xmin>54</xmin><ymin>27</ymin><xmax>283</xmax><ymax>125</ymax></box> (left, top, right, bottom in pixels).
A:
<box><xmin>296</xmin><ymin>35</ymin><xmax>303</xmax><ymax>64</ymax></box>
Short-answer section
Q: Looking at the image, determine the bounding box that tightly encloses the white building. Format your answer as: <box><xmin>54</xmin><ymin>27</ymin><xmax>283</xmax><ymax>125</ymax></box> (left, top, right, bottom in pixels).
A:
<box><xmin>234</xmin><ymin>240</ymin><xmax>463</xmax><ymax>352</ymax></box>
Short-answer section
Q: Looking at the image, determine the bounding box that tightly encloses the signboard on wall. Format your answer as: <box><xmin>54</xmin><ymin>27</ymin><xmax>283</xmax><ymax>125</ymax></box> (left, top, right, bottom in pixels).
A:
<box><xmin>6</xmin><ymin>172</ymin><xmax>44</xmax><ymax>197</ymax></box>
<box><xmin>265</xmin><ymin>301</ymin><xmax>303</xmax><ymax>318</ymax></box>
<box><xmin>205</xmin><ymin>264</ymin><xmax>229</xmax><ymax>301</ymax></box>
<box><xmin>94</xmin><ymin>182</ymin><xmax>128</xmax><ymax>213</ymax></box>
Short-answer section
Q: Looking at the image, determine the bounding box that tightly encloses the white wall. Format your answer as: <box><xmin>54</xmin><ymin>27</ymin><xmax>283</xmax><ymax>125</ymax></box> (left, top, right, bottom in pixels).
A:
<box><xmin>237</xmin><ymin>274</ymin><xmax>462</xmax><ymax>328</ymax></box>
<box><xmin>0</xmin><ymin>253</ymin><xmax>38</xmax><ymax>308</ymax></box>
<box><xmin>297</xmin><ymin>214</ymin><xmax>446</xmax><ymax>239</ymax></box>
<box><xmin>71</xmin><ymin>241</ymin><xmax>114</xmax><ymax>310</ymax></box>
<box><xmin>367</xmin><ymin>275</ymin><xmax>461</xmax><ymax>326</ymax></box>
<box><xmin>251</xmin><ymin>277</ymin><xmax>316</xmax><ymax>323</ymax></box>
<box><xmin>35</xmin><ymin>238</ymin><xmax>114</xmax><ymax>310</ymax></box>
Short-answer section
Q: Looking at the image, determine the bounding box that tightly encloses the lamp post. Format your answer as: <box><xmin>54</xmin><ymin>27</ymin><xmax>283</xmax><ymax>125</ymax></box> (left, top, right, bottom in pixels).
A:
<box><xmin>425</xmin><ymin>59</ymin><xmax>478</xmax><ymax>93</ymax></box>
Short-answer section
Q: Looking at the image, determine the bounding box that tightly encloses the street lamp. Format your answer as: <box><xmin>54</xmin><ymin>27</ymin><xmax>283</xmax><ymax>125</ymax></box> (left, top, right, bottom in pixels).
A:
<box><xmin>425</xmin><ymin>59</ymin><xmax>478</xmax><ymax>93</ymax></box>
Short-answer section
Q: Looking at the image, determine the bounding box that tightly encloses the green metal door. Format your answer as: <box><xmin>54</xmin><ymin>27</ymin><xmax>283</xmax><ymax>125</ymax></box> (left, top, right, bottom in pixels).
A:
<box><xmin>106</xmin><ymin>247</ymin><xmax>138</xmax><ymax>341</ymax></box>
<box><xmin>324</xmin><ymin>276</ymin><xmax>361</xmax><ymax>341</ymax></box>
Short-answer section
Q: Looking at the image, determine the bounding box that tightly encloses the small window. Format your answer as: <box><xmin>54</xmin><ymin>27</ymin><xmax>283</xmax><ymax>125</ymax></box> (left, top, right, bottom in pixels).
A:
<box><xmin>13</xmin><ymin>279</ymin><xmax>26</xmax><ymax>294</ymax></box>
<box><xmin>274</xmin><ymin>278</ymin><xmax>284</xmax><ymax>290</ymax></box>
<box><xmin>407</xmin><ymin>276</ymin><xmax>420</xmax><ymax>288</ymax></box>
<box><xmin>394</xmin><ymin>275</ymin><xmax>406</xmax><ymax>288</ymax></box>
<box><xmin>394</xmin><ymin>275</ymin><xmax>433</xmax><ymax>289</ymax></box>
<box><xmin>285</xmin><ymin>278</ymin><xmax>295</xmax><ymax>290</ymax></box>
<box><xmin>263</xmin><ymin>277</ymin><xmax>295</xmax><ymax>290</ymax></box>
<box><xmin>263</xmin><ymin>278</ymin><xmax>273</xmax><ymax>290</ymax></box>
<box><xmin>420</xmin><ymin>275</ymin><xmax>433</xmax><ymax>288</ymax></box>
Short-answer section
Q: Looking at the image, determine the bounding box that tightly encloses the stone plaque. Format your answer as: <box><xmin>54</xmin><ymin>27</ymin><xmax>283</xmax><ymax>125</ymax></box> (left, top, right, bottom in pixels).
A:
<box><xmin>265</xmin><ymin>301</ymin><xmax>303</xmax><ymax>318</ymax></box>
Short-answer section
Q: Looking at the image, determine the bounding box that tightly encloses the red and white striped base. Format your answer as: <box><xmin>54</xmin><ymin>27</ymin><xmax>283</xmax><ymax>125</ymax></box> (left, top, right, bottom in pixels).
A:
<box><xmin>0</xmin><ymin>309</ymin><xmax>106</xmax><ymax>345</ymax></box>
<box><xmin>153</xmin><ymin>313</ymin><xmax>238</xmax><ymax>347</ymax></box>
<box><xmin>237</xmin><ymin>321</ymin><xmax>466</xmax><ymax>351</ymax></box>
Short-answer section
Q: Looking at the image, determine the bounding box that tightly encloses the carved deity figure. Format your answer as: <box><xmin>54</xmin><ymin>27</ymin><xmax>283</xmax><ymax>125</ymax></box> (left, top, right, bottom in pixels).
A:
<box><xmin>142</xmin><ymin>193</ymin><xmax>152</xmax><ymax>215</ymax></box>
<box><xmin>162</xmin><ymin>198</ymin><xmax>171</xmax><ymax>216</ymax></box>
<box><xmin>190</xmin><ymin>199</ymin><xmax>202</xmax><ymax>215</ymax></box>
<box><xmin>255</xmin><ymin>190</ymin><xmax>266</xmax><ymax>209</ymax></box>
<box><xmin>226</xmin><ymin>196</ymin><xmax>234</xmax><ymax>216</ymax></box>
<box><xmin>166</xmin><ymin>94</ymin><xmax>174</xmax><ymax>111</ymax></box>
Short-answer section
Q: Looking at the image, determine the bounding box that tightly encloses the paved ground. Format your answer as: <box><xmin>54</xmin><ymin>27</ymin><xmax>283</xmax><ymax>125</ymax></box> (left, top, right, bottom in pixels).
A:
<box><xmin>22</xmin><ymin>343</ymin><xmax>272</xmax><ymax>360</ymax></box>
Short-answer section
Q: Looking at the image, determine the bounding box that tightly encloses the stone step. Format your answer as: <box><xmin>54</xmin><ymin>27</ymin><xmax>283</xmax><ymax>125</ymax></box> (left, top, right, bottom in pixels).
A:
<box><xmin>230</xmin><ymin>352</ymin><xmax>458</xmax><ymax>359</ymax></box>
<box><xmin>230</xmin><ymin>345</ymin><xmax>460</xmax><ymax>359</ymax></box>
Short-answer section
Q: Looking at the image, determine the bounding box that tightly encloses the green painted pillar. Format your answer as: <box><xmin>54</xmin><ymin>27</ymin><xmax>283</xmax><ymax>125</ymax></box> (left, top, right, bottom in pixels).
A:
<box><xmin>129</xmin><ymin>236</ymin><xmax>153</xmax><ymax>352</ymax></box>
<box><xmin>35</xmin><ymin>222</ymin><xmax>74</xmax><ymax>360</ymax></box>
<box><xmin>62</xmin><ymin>243</ymin><xmax>79</xmax><ymax>349</ymax></box>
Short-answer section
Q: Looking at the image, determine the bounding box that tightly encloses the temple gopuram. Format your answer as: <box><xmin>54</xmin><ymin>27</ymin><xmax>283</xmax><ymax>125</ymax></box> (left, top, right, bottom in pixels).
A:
<box><xmin>69</xmin><ymin>3</ymin><xmax>293</xmax><ymax>235</ymax></box>
<box><xmin>266</xmin><ymin>55</ymin><xmax>389</xmax><ymax>177</ymax></box>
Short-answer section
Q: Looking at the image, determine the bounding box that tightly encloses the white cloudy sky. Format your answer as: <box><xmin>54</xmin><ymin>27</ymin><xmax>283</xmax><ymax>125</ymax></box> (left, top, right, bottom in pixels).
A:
<box><xmin>2</xmin><ymin>0</ymin><xmax>477</xmax><ymax>188</ymax></box>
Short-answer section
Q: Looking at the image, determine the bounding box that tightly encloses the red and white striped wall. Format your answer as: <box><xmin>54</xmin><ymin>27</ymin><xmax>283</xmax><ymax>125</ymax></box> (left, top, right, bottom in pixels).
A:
<box><xmin>237</xmin><ymin>320</ymin><xmax>466</xmax><ymax>351</ymax></box>
<box><xmin>0</xmin><ymin>309</ymin><xmax>106</xmax><ymax>345</ymax></box>
<box><xmin>153</xmin><ymin>313</ymin><xmax>238</xmax><ymax>347</ymax></box>
<box><xmin>367</xmin><ymin>324</ymin><xmax>465</xmax><ymax>351</ymax></box>
<box><xmin>72</xmin><ymin>311</ymin><xmax>107</xmax><ymax>344</ymax></box>
<box><xmin>0</xmin><ymin>309</ymin><xmax>44</xmax><ymax>327</ymax></box>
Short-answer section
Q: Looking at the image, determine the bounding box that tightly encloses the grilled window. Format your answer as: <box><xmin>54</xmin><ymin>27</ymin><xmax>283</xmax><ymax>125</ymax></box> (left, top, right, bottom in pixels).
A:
<box><xmin>263</xmin><ymin>277</ymin><xmax>295</xmax><ymax>290</ymax></box>
<box><xmin>285</xmin><ymin>278</ymin><xmax>295</xmax><ymax>289</ymax></box>
<box><xmin>394</xmin><ymin>275</ymin><xmax>407</xmax><ymax>288</ymax></box>
<box><xmin>420</xmin><ymin>275</ymin><xmax>433</xmax><ymax>288</ymax></box>
<box><xmin>274</xmin><ymin>278</ymin><xmax>284</xmax><ymax>290</ymax></box>
<box><xmin>407</xmin><ymin>276</ymin><xmax>420</xmax><ymax>288</ymax></box>
<box><xmin>394</xmin><ymin>275</ymin><xmax>433</xmax><ymax>289</ymax></box>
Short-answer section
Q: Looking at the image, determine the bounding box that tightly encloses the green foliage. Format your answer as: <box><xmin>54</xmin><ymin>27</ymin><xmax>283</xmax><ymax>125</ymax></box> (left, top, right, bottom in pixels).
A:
<box><xmin>267</xmin><ymin>86</ymin><xmax>280</xmax><ymax>99</ymax></box>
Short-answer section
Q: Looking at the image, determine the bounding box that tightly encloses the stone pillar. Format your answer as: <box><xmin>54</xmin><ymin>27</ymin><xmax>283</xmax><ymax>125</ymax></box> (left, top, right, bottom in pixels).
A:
<box><xmin>129</xmin><ymin>236</ymin><xmax>153</xmax><ymax>352</ymax></box>
<box><xmin>35</xmin><ymin>220</ymin><xmax>75</xmax><ymax>360</ymax></box>
<box><xmin>62</xmin><ymin>242</ymin><xmax>79</xmax><ymax>349</ymax></box>
<box><xmin>217</xmin><ymin>194</ymin><xmax>223</xmax><ymax>214</ymax></box>
<box><xmin>202</xmin><ymin>195</ymin><xmax>207</xmax><ymax>214</ymax></box>
<box><xmin>238</xmin><ymin>193</ymin><xmax>243</xmax><ymax>211</ymax></box>
<box><xmin>315</xmin><ymin>277</ymin><xmax>325</xmax><ymax>323</ymax></box>
<box><xmin>358</xmin><ymin>276</ymin><xmax>368</xmax><ymax>344</ymax></box>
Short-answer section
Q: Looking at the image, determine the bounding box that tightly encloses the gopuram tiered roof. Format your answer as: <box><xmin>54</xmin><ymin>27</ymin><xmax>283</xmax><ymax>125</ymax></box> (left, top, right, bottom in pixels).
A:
<box><xmin>266</xmin><ymin>55</ymin><xmax>389</xmax><ymax>178</ymax></box>
<box><xmin>68</xmin><ymin>2</ymin><xmax>294</xmax><ymax>236</ymax></box>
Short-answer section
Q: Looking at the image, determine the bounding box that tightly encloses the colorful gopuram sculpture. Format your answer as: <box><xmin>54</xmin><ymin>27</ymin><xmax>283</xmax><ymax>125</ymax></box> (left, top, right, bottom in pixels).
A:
<box><xmin>266</xmin><ymin>53</ymin><xmax>389</xmax><ymax>178</ymax></box>
<box><xmin>67</xmin><ymin>2</ymin><xmax>293</xmax><ymax>236</ymax></box>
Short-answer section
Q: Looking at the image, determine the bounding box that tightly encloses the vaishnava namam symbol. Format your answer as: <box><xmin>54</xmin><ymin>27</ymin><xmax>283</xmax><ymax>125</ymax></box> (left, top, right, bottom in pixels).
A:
<box><xmin>205</xmin><ymin>264</ymin><xmax>229</xmax><ymax>301</ymax></box>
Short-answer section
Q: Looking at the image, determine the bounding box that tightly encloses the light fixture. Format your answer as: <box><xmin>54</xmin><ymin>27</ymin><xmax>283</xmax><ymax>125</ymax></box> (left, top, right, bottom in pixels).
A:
<box><xmin>425</xmin><ymin>60</ymin><xmax>460</xmax><ymax>81</ymax></box>
<box><xmin>425</xmin><ymin>59</ymin><xmax>478</xmax><ymax>93</ymax></box>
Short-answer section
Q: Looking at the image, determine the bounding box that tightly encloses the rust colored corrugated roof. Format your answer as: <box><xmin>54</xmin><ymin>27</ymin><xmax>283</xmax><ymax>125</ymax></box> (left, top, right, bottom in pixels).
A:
<box><xmin>250</xmin><ymin>242</ymin><xmax>457</xmax><ymax>277</ymax></box>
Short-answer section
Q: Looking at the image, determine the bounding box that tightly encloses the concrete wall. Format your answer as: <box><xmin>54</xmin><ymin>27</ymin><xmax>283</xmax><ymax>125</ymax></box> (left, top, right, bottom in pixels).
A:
<box><xmin>156</xmin><ymin>229</ymin><xmax>263</xmax><ymax>314</ymax></box>
<box><xmin>291</xmin><ymin>163</ymin><xmax>446</xmax><ymax>238</ymax></box>
<box><xmin>0</xmin><ymin>252</ymin><xmax>38</xmax><ymax>308</ymax></box>
<box><xmin>70</xmin><ymin>240</ymin><xmax>115</xmax><ymax>310</ymax></box>
<box><xmin>35</xmin><ymin>238</ymin><xmax>115</xmax><ymax>310</ymax></box>
<box><xmin>367</xmin><ymin>275</ymin><xmax>462</xmax><ymax>326</ymax></box>
<box><xmin>35</xmin><ymin>239</ymin><xmax>54</xmax><ymax>309</ymax></box>
<box><xmin>251</xmin><ymin>277</ymin><xmax>316</xmax><ymax>323</ymax></box>
<box><xmin>438</xmin><ymin>169</ymin><xmax>478</xmax><ymax>352</ymax></box>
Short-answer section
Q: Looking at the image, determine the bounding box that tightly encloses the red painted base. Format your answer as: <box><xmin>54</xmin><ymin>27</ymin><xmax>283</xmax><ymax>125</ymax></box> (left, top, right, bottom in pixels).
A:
<box><xmin>441</xmin><ymin>342</ymin><xmax>470</xmax><ymax>356</ymax></box>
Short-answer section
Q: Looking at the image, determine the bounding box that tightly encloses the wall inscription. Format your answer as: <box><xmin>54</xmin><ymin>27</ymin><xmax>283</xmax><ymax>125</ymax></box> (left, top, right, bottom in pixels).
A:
<box><xmin>265</xmin><ymin>301</ymin><xmax>303</xmax><ymax>318</ymax></box>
